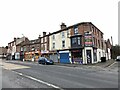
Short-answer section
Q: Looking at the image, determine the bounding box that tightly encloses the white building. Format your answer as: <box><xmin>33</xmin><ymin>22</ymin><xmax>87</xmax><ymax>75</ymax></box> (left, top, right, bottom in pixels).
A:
<box><xmin>49</xmin><ymin>23</ymin><xmax>72</xmax><ymax>63</ymax></box>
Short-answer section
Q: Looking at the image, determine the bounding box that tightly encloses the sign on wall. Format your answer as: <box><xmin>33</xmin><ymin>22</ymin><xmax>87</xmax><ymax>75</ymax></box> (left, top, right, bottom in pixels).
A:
<box><xmin>84</xmin><ymin>33</ymin><xmax>93</xmax><ymax>46</ymax></box>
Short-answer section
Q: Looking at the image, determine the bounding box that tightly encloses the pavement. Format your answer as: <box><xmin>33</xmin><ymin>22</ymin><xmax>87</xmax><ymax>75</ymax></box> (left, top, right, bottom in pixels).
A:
<box><xmin>54</xmin><ymin>59</ymin><xmax>116</xmax><ymax>68</ymax></box>
<box><xmin>2</xmin><ymin>58</ymin><xmax>118</xmax><ymax>72</ymax></box>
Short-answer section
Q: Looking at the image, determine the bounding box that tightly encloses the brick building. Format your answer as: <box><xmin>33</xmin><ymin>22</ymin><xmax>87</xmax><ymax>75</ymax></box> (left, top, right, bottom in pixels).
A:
<box><xmin>49</xmin><ymin>22</ymin><xmax>109</xmax><ymax>64</ymax></box>
<box><xmin>22</xmin><ymin>32</ymin><xmax>50</xmax><ymax>61</ymax></box>
<box><xmin>0</xmin><ymin>47</ymin><xmax>7</xmax><ymax>58</ymax></box>
<box><xmin>7</xmin><ymin>37</ymin><xmax>28</xmax><ymax>60</ymax></box>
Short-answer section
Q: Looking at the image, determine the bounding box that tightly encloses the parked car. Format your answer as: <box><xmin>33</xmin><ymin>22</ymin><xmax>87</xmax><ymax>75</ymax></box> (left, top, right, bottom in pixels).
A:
<box><xmin>116</xmin><ymin>56</ymin><xmax>120</xmax><ymax>61</ymax></box>
<box><xmin>38</xmin><ymin>57</ymin><xmax>54</xmax><ymax>65</ymax></box>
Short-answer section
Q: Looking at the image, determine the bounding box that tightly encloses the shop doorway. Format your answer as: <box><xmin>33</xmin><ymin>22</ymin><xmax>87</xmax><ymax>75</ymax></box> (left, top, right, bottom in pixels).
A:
<box><xmin>86</xmin><ymin>50</ymin><xmax>92</xmax><ymax>64</ymax></box>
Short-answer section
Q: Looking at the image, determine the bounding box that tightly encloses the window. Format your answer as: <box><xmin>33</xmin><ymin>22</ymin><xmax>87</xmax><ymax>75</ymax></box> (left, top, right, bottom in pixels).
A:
<box><xmin>32</xmin><ymin>47</ymin><xmax>35</xmax><ymax>51</ymax></box>
<box><xmin>62</xmin><ymin>32</ymin><xmax>65</xmax><ymax>38</ymax></box>
<box><xmin>72</xmin><ymin>38</ymin><xmax>77</xmax><ymax>44</ymax></box>
<box><xmin>21</xmin><ymin>47</ymin><xmax>23</xmax><ymax>51</ymax></box>
<box><xmin>62</xmin><ymin>40</ymin><xmax>65</xmax><ymax>48</ymax></box>
<box><xmin>92</xmin><ymin>27</ymin><xmax>94</xmax><ymax>33</ymax></box>
<box><xmin>53</xmin><ymin>43</ymin><xmax>55</xmax><ymax>49</ymax></box>
<box><xmin>96</xmin><ymin>39</ymin><xmax>97</xmax><ymax>46</ymax></box>
<box><xmin>44</xmin><ymin>44</ymin><xmax>47</xmax><ymax>51</ymax></box>
<box><xmin>41</xmin><ymin>38</ymin><xmax>43</xmax><ymax>43</ymax></box>
<box><xmin>101</xmin><ymin>33</ymin><xmax>103</xmax><ymax>38</ymax></box>
<box><xmin>93</xmin><ymin>37</ymin><xmax>95</xmax><ymax>46</ymax></box>
<box><xmin>78</xmin><ymin>37</ymin><xmax>81</xmax><ymax>45</ymax></box>
<box><xmin>74</xmin><ymin>27</ymin><xmax>78</xmax><ymax>35</ymax></box>
<box><xmin>67</xmin><ymin>30</ymin><xmax>70</xmax><ymax>37</ymax></box>
<box><xmin>24</xmin><ymin>47</ymin><xmax>26</xmax><ymax>51</ymax></box>
<box><xmin>53</xmin><ymin>35</ymin><xmax>55</xmax><ymax>40</ymax></box>
<box><xmin>44</xmin><ymin>37</ymin><xmax>47</xmax><ymax>42</ymax></box>
<box><xmin>98</xmin><ymin>40</ymin><xmax>100</xmax><ymax>48</ymax></box>
<box><xmin>102</xmin><ymin>41</ymin><xmax>103</xmax><ymax>49</ymax></box>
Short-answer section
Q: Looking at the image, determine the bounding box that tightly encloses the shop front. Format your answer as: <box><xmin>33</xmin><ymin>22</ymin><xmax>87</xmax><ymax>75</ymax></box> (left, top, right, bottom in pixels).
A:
<box><xmin>41</xmin><ymin>50</ymin><xmax>49</xmax><ymax>58</ymax></box>
<box><xmin>49</xmin><ymin>51</ymin><xmax>58</xmax><ymax>63</ymax></box>
<box><xmin>15</xmin><ymin>52</ymin><xmax>20</xmax><ymax>60</ymax></box>
<box><xmin>24</xmin><ymin>51</ymin><xmax>41</xmax><ymax>62</ymax></box>
<box><xmin>59</xmin><ymin>50</ymin><xmax>71</xmax><ymax>64</ymax></box>
<box><xmin>71</xmin><ymin>49</ymin><xmax>83</xmax><ymax>64</ymax></box>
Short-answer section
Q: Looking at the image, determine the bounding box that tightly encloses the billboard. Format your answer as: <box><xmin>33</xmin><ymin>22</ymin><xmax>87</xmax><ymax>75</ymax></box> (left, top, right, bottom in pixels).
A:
<box><xmin>84</xmin><ymin>33</ymin><xmax>93</xmax><ymax>46</ymax></box>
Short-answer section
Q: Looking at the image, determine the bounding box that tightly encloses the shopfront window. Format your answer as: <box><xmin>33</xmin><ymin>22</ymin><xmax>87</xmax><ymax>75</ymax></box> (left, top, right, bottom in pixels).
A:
<box><xmin>71</xmin><ymin>50</ymin><xmax>83</xmax><ymax>64</ymax></box>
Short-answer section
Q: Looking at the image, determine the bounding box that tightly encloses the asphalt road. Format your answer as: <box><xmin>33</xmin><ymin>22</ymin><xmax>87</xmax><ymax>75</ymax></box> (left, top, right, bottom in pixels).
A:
<box><xmin>1</xmin><ymin>59</ymin><xmax>119</xmax><ymax>89</ymax></box>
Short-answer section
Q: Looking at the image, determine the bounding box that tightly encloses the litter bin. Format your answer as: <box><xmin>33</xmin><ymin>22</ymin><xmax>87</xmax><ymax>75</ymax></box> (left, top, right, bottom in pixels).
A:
<box><xmin>101</xmin><ymin>57</ymin><xmax>106</xmax><ymax>62</ymax></box>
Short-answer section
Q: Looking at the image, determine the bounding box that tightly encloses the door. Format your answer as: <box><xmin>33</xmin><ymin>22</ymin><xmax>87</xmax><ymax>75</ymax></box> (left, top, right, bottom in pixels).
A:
<box><xmin>60</xmin><ymin>53</ymin><xmax>70</xmax><ymax>63</ymax></box>
<box><xmin>86</xmin><ymin>50</ymin><xmax>92</xmax><ymax>64</ymax></box>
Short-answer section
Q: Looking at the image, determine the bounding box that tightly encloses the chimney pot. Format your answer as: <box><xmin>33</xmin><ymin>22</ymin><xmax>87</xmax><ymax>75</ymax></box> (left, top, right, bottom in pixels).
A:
<box><xmin>14</xmin><ymin>37</ymin><xmax>16</xmax><ymax>41</ymax></box>
<box><xmin>43</xmin><ymin>32</ymin><xmax>46</xmax><ymax>36</ymax></box>
<box><xmin>60</xmin><ymin>22</ymin><xmax>66</xmax><ymax>30</ymax></box>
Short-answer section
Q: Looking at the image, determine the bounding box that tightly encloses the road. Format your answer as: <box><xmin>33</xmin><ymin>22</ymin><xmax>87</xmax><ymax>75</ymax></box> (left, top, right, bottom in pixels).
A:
<box><xmin>1</xmin><ymin>59</ymin><xmax>119</xmax><ymax>89</ymax></box>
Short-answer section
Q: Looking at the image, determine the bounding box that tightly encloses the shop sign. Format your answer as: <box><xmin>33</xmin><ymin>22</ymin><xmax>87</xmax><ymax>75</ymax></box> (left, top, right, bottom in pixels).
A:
<box><xmin>59</xmin><ymin>50</ymin><xmax>69</xmax><ymax>53</ymax></box>
<box><xmin>41</xmin><ymin>50</ymin><xmax>49</xmax><ymax>54</ymax></box>
<box><xmin>84</xmin><ymin>34</ymin><xmax>93</xmax><ymax>46</ymax></box>
<box><xmin>72</xmin><ymin>50</ymin><xmax>81</xmax><ymax>52</ymax></box>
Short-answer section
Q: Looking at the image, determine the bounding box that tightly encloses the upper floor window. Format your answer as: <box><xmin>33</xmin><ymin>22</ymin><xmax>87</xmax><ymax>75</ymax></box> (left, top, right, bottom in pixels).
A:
<box><xmin>53</xmin><ymin>34</ymin><xmax>55</xmax><ymax>40</ymax></box>
<box><xmin>92</xmin><ymin>27</ymin><xmax>94</xmax><ymax>33</ymax></box>
<box><xmin>98</xmin><ymin>40</ymin><xmax>100</xmax><ymax>48</ymax></box>
<box><xmin>44</xmin><ymin>37</ymin><xmax>47</xmax><ymax>42</ymax></box>
<box><xmin>31</xmin><ymin>47</ymin><xmax>35</xmax><ymax>51</ymax></box>
<box><xmin>72</xmin><ymin>37</ymin><xmax>77</xmax><ymax>45</ymax></box>
<box><xmin>101</xmin><ymin>33</ymin><xmax>103</xmax><ymax>38</ymax></box>
<box><xmin>74</xmin><ymin>26</ymin><xmax>78</xmax><ymax>35</ymax></box>
<box><xmin>78</xmin><ymin>37</ymin><xmax>81</xmax><ymax>45</ymax></box>
<box><xmin>8</xmin><ymin>44</ymin><xmax>10</xmax><ymax>47</ymax></box>
<box><xmin>67</xmin><ymin>30</ymin><xmax>70</xmax><ymax>37</ymax></box>
<box><xmin>21</xmin><ymin>47</ymin><xmax>23</xmax><ymax>51</ymax></box>
<box><xmin>53</xmin><ymin>43</ymin><xmax>55</xmax><ymax>49</ymax></box>
<box><xmin>44</xmin><ymin>44</ymin><xmax>47</xmax><ymax>51</ymax></box>
<box><xmin>41</xmin><ymin>38</ymin><xmax>43</xmax><ymax>43</ymax></box>
<box><xmin>62</xmin><ymin>32</ymin><xmax>65</xmax><ymax>38</ymax></box>
<box><xmin>24</xmin><ymin>47</ymin><xmax>26</xmax><ymax>51</ymax></box>
<box><xmin>62</xmin><ymin>40</ymin><xmax>65</xmax><ymax>48</ymax></box>
<box><xmin>71</xmin><ymin>36</ymin><xmax>82</xmax><ymax>47</ymax></box>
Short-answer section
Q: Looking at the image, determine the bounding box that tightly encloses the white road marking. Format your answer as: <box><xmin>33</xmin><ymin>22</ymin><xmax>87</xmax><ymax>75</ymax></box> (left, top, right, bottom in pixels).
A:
<box><xmin>12</xmin><ymin>71</ymin><xmax>64</xmax><ymax>90</ymax></box>
<box><xmin>107</xmin><ymin>62</ymin><xmax>117</xmax><ymax>67</ymax></box>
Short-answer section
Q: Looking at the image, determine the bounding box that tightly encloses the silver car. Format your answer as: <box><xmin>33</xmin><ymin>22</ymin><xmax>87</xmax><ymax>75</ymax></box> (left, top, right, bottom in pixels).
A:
<box><xmin>116</xmin><ymin>56</ymin><xmax>120</xmax><ymax>61</ymax></box>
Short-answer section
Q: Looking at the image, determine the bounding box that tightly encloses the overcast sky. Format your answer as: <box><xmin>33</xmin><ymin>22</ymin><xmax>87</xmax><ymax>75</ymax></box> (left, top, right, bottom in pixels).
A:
<box><xmin>0</xmin><ymin>0</ymin><xmax>118</xmax><ymax>47</ymax></box>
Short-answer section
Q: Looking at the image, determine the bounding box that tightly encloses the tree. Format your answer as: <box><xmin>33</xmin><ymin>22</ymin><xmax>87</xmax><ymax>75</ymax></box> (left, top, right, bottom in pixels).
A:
<box><xmin>111</xmin><ymin>45</ymin><xmax>120</xmax><ymax>59</ymax></box>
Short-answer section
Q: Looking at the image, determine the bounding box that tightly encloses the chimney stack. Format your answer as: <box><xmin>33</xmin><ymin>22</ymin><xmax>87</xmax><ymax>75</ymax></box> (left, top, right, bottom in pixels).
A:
<box><xmin>38</xmin><ymin>35</ymin><xmax>41</xmax><ymax>39</ymax></box>
<box><xmin>60</xmin><ymin>23</ymin><xmax>66</xmax><ymax>30</ymax></box>
<box><xmin>14</xmin><ymin>37</ymin><xmax>16</xmax><ymax>41</ymax></box>
<box><xmin>43</xmin><ymin>32</ymin><xmax>46</xmax><ymax>36</ymax></box>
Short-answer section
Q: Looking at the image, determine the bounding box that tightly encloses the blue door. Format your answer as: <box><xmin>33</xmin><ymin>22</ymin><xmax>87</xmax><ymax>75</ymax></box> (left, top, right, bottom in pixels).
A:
<box><xmin>60</xmin><ymin>53</ymin><xmax>70</xmax><ymax>63</ymax></box>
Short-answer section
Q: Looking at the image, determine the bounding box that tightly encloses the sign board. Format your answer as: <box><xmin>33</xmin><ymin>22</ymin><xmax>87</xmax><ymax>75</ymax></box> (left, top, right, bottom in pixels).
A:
<box><xmin>84</xmin><ymin>33</ymin><xmax>93</xmax><ymax>46</ymax></box>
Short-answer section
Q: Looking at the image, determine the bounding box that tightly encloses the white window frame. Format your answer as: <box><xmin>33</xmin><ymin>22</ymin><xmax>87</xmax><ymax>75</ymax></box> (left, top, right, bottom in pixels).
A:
<box><xmin>53</xmin><ymin>43</ymin><xmax>55</xmax><ymax>49</ymax></box>
<box><xmin>62</xmin><ymin>40</ymin><xmax>65</xmax><ymax>48</ymax></box>
<box><xmin>62</xmin><ymin>32</ymin><xmax>65</xmax><ymax>38</ymax></box>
